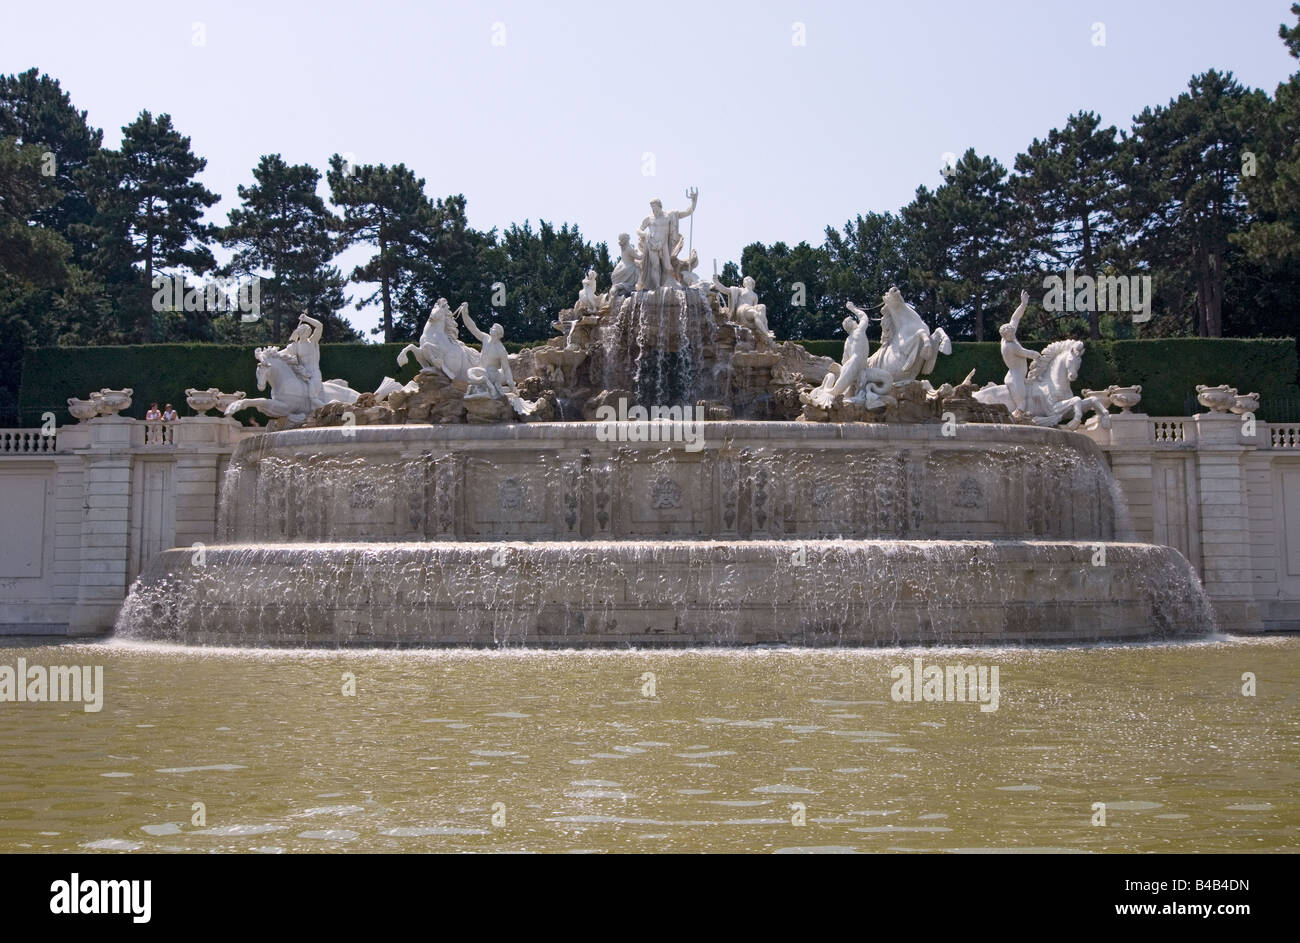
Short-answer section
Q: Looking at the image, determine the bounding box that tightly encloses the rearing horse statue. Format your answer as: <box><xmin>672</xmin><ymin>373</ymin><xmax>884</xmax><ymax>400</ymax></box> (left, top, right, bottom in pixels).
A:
<box><xmin>224</xmin><ymin>346</ymin><xmax>360</xmax><ymax>426</ymax></box>
<box><xmin>974</xmin><ymin>339</ymin><xmax>1110</xmax><ymax>429</ymax></box>
<box><xmin>867</xmin><ymin>287</ymin><xmax>951</xmax><ymax>381</ymax></box>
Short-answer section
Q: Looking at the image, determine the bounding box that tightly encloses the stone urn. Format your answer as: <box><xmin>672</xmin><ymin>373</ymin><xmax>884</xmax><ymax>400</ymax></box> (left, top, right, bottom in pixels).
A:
<box><xmin>185</xmin><ymin>387</ymin><xmax>221</xmax><ymax>415</ymax></box>
<box><xmin>214</xmin><ymin>391</ymin><xmax>247</xmax><ymax>415</ymax></box>
<box><xmin>1231</xmin><ymin>392</ymin><xmax>1261</xmax><ymax>415</ymax></box>
<box><xmin>67</xmin><ymin>396</ymin><xmax>101</xmax><ymax>422</ymax></box>
<box><xmin>95</xmin><ymin>388</ymin><xmax>133</xmax><ymax>416</ymax></box>
<box><xmin>1108</xmin><ymin>385</ymin><xmax>1142</xmax><ymax>413</ymax></box>
<box><xmin>1196</xmin><ymin>384</ymin><xmax>1238</xmax><ymax>413</ymax></box>
<box><xmin>1082</xmin><ymin>388</ymin><xmax>1113</xmax><ymax>409</ymax></box>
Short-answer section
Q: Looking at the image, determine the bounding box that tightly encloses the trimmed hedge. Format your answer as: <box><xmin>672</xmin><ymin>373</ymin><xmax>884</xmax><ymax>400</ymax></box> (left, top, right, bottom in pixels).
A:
<box><xmin>1106</xmin><ymin>338</ymin><xmax>1299</xmax><ymax>418</ymax></box>
<box><xmin>17</xmin><ymin>337</ymin><xmax>1299</xmax><ymax>425</ymax></box>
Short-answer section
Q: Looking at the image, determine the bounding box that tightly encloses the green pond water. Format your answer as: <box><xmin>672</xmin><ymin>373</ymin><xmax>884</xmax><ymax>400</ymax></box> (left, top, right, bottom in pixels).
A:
<box><xmin>0</xmin><ymin>636</ymin><xmax>1295</xmax><ymax>853</ymax></box>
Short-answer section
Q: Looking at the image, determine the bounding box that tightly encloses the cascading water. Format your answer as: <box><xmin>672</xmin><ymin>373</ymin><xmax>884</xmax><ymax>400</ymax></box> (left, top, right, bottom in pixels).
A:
<box><xmin>598</xmin><ymin>287</ymin><xmax>719</xmax><ymax>407</ymax></box>
<box><xmin>115</xmin><ymin>421</ymin><xmax>1216</xmax><ymax>647</ymax></box>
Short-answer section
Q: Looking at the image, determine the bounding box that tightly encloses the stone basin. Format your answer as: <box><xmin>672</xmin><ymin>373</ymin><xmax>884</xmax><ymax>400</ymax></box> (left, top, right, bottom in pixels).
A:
<box><xmin>112</xmin><ymin>419</ymin><xmax>1216</xmax><ymax>646</ymax></box>
<box><xmin>117</xmin><ymin>538</ymin><xmax>1213</xmax><ymax>647</ymax></box>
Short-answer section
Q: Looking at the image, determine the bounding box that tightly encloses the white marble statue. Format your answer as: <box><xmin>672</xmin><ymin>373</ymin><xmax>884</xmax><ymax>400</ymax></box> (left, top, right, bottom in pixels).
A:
<box><xmin>809</xmin><ymin>302</ymin><xmax>896</xmax><ymax>408</ymax></box>
<box><xmin>867</xmin><ymin>287</ymin><xmax>951</xmax><ymax>381</ymax></box>
<box><xmin>281</xmin><ymin>314</ymin><xmax>327</xmax><ymax>409</ymax></box>
<box><xmin>610</xmin><ymin>233</ymin><xmax>641</xmax><ymax>293</ymax></box>
<box><xmin>224</xmin><ymin>345</ymin><xmax>360</xmax><ymax>424</ymax></box>
<box><xmin>993</xmin><ymin>291</ymin><xmax>1039</xmax><ymax>414</ymax></box>
<box><xmin>461</xmin><ymin>307</ymin><xmax>515</xmax><ymax>399</ymax></box>
<box><xmin>713</xmin><ymin>273</ymin><xmax>775</xmax><ymax>347</ymax></box>
<box><xmin>636</xmin><ymin>188</ymin><xmax>698</xmax><ymax>290</ymax></box>
<box><xmin>397</xmin><ymin>298</ymin><xmax>481</xmax><ymax>382</ymax></box>
<box><xmin>574</xmin><ymin>267</ymin><xmax>601</xmax><ymax>314</ymax></box>
<box><xmin>974</xmin><ymin>339</ymin><xmax>1109</xmax><ymax>429</ymax></box>
<box><xmin>225</xmin><ymin>313</ymin><xmax>361</xmax><ymax>423</ymax></box>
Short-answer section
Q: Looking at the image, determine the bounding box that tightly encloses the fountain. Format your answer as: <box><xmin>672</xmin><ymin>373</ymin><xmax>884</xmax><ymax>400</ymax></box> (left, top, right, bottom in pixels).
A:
<box><xmin>115</xmin><ymin>191</ymin><xmax>1216</xmax><ymax>647</ymax></box>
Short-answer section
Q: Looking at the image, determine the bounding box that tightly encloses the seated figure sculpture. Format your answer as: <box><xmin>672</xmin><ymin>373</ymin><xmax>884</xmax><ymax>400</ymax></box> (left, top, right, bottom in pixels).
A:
<box><xmin>713</xmin><ymin>273</ymin><xmax>776</xmax><ymax>347</ymax></box>
<box><xmin>610</xmin><ymin>233</ymin><xmax>640</xmax><ymax>294</ymax></box>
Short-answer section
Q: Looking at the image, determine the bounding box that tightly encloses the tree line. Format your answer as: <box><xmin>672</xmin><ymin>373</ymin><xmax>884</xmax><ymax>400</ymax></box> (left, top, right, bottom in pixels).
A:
<box><xmin>745</xmin><ymin>8</ymin><xmax>1300</xmax><ymax>346</ymax></box>
<box><xmin>3</xmin><ymin>7</ymin><xmax>1300</xmax><ymax>418</ymax></box>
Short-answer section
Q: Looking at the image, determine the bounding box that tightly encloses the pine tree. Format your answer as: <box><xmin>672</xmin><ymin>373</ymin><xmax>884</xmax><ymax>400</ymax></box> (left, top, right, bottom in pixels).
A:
<box><xmin>0</xmin><ymin>69</ymin><xmax>103</xmax><ymax>261</ymax></box>
<box><xmin>392</xmin><ymin>193</ymin><xmax>498</xmax><ymax>339</ymax></box>
<box><xmin>735</xmin><ymin>241</ymin><xmax>833</xmax><ymax>339</ymax></box>
<box><xmin>1281</xmin><ymin>2</ymin><xmax>1300</xmax><ymax>58</ymax></box>
<box><xmin>823</xmin><ymin>212</ymin><xmax>912</xmax><ymax>319</ymax></box>
<box><xmin>90</xmin><ymin>111</ymin><xmax>219</xmax><ymax>342</ymax></box>
<box><xmin>1012</xmin><ymin>112</ymin><xmax>1122</xmax><ymax>339</ymax></box>
<box><xmin>224</xmin><ymin>154</ymin><xmax>351</xmax><ymax>341</ymax></box>
<box><xmin>1118</xmin><ymin>71</ymin><xmax>1266</xmax><ymax>337</ymax></box>
<box><xmin>898</xmin><ymin>152</ymin><xmax>1019</xmax><ymax>340</ymax></box>
<box><xmin>0</xmin><ymin>137</ymin><xmax>73</xmax><ymax>419</ymax></box>
<box><xmin>1231</xmin><ymin>6</ymin><xmax>1300</xmax><ymax>335</ymax></box>
<box><xmin>326</xmin><ymin>155</ymin><xmax>433</xmax><ymax>342</ymax></box>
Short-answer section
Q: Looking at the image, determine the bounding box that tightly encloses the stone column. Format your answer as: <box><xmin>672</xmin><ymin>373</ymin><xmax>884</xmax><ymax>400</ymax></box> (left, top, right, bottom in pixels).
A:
<box><xmin>1192</xmin><ymin>412</ymin><xmax>1262</xmax><ymax>631</ymax></box>
<box><xmin>1102</xmin><ymin>414</ymin><xmax>1156</xmax><ymax>542</ymax></box>
<box><xmin>172</xmin><ymin>453</ymin><xmax>220</xmax><ymax>550</ymax></box>
<box><xmin>70</xmin><ymin>417</ymin><xmax>134</xmax><ymax>634</ymax></box>
<box><xmin>172</xmin><ymin>417</ymin><xmax>246</xmax><ymax>547</ymax></box>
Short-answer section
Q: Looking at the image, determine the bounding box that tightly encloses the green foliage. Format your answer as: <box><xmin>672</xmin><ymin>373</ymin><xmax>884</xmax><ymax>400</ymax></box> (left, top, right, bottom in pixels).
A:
<box><xmin>1107</xmin><ymin>337</ymin><xmax>1299</xmax><ymax>417</ymax></box>
<box><xmin>792</xmin><ymin>339</ymin><xmax>843</xmax><ymax>360</ymax></box>
<box><xmin>1012</xmin><ymin>111</ymin><xmax>1123</xmax><ymax>340</ymax></box>
<box><xmin>489</xmin><ymin>220</ymin><xmax>611</xmax><ymax>342</ymax></box>
<box><xmin>738</xmin><ymin>241</ymin><xmax>834</xmax><ymax>338</ymax></box>
<box><xmin>926</xmin><ymin>342</ymin><xmax>1009</xmax><ymax>389</ymax></box>
<box><xmin>223</xmin><ymin>154</ymin><xmax>350</xmax><ymax>342</ymax></box>
<box><xmin>0</xmin><ymin>68</ymin><xmax>103</xmax><ymax>258</ymax></box>
<box><xmin>90</xmin><ymin>110</ymin><xmax>220</xmax><ymax>342</ymax></box>
<box><xmin>1120</xmin><ymin>71</ymin><xmax>1268</xmax><ymax>338</ymax></box>
<box><xmin>1281</xmin><ymin>2</ymin><xmax>1300</xmax><ymax>58</ymax></box>
<box><xmin>326</xmin><ymin>154</ymin><xmax>434</xmax><ymax>342</ymax></box>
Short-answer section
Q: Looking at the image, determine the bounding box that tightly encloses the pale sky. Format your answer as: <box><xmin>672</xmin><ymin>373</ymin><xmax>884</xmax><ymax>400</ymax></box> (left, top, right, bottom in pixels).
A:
<box><xmin>4</xmin><ymin>0</ymin><xmax>1297</xmax><ymax>337</ymax></box>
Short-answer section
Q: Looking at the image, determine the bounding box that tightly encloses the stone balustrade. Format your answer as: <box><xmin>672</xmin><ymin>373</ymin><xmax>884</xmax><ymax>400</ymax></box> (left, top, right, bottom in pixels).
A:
<box><xmin>0</xmin><ymin>428</ymin><xmax>59</xmax><ymax>454</ymax></box>
<box><xmin>1269</xmin><ymin>424</ymin><xmax>1300</xmax><ymax>449</ymax></box>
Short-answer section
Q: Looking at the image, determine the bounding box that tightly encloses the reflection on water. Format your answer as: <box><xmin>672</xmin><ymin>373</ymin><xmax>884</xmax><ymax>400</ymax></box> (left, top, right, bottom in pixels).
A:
<box><xmin>0</xmin><ymin>637</ymin><xmax>1295</xmax><ymax>853</ymax></box>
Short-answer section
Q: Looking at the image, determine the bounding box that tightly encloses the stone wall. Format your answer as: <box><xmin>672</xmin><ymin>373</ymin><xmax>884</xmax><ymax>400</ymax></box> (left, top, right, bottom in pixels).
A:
<box><xmin>1081</xmin><ymin>413</ymin><xmax>1300</xmax><ymax>632</ymax></box>
<box><xmin>0</xmin><ymin>417</ymin><xmax>243</xmax><ymax>635</ymax></box>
